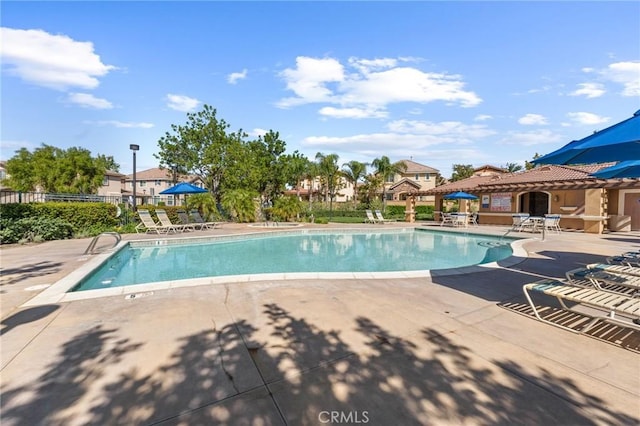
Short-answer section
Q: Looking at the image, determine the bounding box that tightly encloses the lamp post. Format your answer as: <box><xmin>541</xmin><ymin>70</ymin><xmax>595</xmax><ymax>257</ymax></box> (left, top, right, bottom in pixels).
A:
<box><xmin>130</xmin><ymin>144</ymin><xmax>139</xmax><ymax>211</ymax></box>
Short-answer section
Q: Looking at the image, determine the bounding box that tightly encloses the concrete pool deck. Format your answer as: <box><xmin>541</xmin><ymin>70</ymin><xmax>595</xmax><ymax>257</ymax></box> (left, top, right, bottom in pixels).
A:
<box><xmin>1</xmin><ymin>222</ymin><xmax>639</xmax><ymax>425</ymax></box>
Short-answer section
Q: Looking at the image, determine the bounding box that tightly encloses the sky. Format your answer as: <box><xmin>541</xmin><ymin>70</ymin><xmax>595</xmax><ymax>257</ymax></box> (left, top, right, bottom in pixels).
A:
<box><xmin>1</xmin><ymin>1</ymin><xmax>639</xmax><ymax>178</ymax></box>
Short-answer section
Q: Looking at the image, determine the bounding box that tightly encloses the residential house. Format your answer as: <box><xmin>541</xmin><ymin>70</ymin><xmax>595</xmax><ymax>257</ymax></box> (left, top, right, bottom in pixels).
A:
<box><xmin>384</xmin><ymin>159</ymin><xmax>440</xmax><ymax>205</ymax></box>
<box><xmin>124</xmin><ymin>167</ymin><xmax>205</xmax><ymax>206</ymax></box>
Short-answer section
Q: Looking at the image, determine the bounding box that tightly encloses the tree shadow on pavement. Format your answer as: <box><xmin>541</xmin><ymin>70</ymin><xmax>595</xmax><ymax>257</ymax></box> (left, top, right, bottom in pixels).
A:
<box><xmin>1</xmin><ymin>304</ymin><xmax>637</xmax><ymax>426</ymax></box>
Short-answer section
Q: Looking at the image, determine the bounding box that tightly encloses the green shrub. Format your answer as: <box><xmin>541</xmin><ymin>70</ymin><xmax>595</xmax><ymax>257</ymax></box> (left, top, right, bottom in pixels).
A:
<box><xmin>0</xmin><ymin>203</ymin><xmax>36</xmax><ymax>220</ymax></box>
<box><xmin>0</xmin><ymin>217</ymin><xmax>73</xmax><ymax>244</ymax></box>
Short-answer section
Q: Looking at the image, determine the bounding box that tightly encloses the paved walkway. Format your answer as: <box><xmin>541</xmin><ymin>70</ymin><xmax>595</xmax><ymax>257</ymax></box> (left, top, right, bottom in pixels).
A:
<box><xmin>1</xmin><ymin>223</ymin><xmax>639</xmax><ymax>425</ymax></box>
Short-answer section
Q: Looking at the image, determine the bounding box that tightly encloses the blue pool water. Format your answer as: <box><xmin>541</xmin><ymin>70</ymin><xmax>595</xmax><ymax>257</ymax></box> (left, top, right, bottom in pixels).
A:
<box><xmin>72</xmin><ymin>229</ymin><xmax>514</xmax><ymax>292</ymax></box>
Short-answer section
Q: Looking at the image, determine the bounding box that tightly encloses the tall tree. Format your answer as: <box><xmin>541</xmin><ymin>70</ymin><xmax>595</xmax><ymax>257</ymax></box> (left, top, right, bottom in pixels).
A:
<box><xmin>371</xmin><ymin>156</ymin><xmax>407</xmax><ymax>209</ymax></box>
<box><xmin>4</xmin><ymin>144</ymin><xmax>114</xmax><ymax>193</ymax></box>
<box><xmin>450</xmin><ymin>164</ymin><xmax>475</xmax><ymax>182</ymax></box>
<box><xmin>155</xmin><ymin>104</ymin><xmax>245</xmax><ymax>203</ymax></box>
<box><xmin>341</xmin><ymin>160</ymin><xmax>367</xmax><ymax>208</ymax></box>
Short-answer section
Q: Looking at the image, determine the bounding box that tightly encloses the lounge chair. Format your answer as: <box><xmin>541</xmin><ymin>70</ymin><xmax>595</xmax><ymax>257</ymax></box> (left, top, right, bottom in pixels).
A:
<box><xmin>607</xmin><ymin>254</ymin><xmax>640</xmax><ymax>267</ymax></box>
<box><xmin>469</xmin><ymin>212</ymin><xmax>479</xmax><ymax>226</ymax></box>
<box><xmin>155</xmin><ymin>209</ymin><xmax>187</xmax><ymax>233</ymax></box>
<box><xmin>135</xmin><ymin>209</ymin><xmax>176</xmax><ymax>234</ymax></box>
<box><xmin>365</xmin><ymin>210</ymin><xmax>380</xmax><ymax>224</ymax></box>
<box><xmin>178</xmin><ymin>210</ymin><xmax>204</xmax><ymax>231</ymax></box>
<box><xmin>374</xmin><ymin>210</ymin><xmax>396</xmax><ymax>224</ymax></box>
<box><xmin>190</xmin><ymin>210</ymin><xmax>218</xmax><ymax>229</ymax></box>
<box><xmin>523</xmin><ymin>278</ymin><xmax>640</xmax><ymax>333</ymax></box>
<box><xmin>566</xmin><ymin>265</ymin><xmax>640</xmax><ymax>296</ymax></box>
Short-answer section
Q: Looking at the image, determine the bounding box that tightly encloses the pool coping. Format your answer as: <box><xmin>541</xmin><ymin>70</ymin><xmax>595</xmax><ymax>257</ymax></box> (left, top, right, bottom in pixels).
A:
<box><xmin>21</xmin><ymin>227</ymin><xmax>531</xmax><ymax>307</ymax></box>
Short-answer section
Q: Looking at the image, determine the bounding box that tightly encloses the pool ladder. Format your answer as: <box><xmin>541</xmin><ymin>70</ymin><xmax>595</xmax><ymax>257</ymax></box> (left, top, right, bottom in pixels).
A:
<box><xmin>84</xmin><ymin>232</ymin><xmax>121</xmax><ymax>255</ymax></box>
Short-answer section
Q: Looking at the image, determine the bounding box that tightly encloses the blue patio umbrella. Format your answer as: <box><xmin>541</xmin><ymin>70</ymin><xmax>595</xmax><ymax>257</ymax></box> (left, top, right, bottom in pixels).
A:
<box><xmin>443</xmin><ymin>191</ymin><xmax>478</xmax><ymax>200</ymax></box>
<box><xmin>159</xmin><ymin>182</ymin><xmax>208</xmax><ymax>195</ymax></box>
<box><xmin>532</xmin><ymin>110</ymin><xmax>640</xmax><ymax>165</ymax></box>
<box><xmin>590</xmin><ymin>160</ymin><xmax>640</xmax><ymax>179</ymax></box>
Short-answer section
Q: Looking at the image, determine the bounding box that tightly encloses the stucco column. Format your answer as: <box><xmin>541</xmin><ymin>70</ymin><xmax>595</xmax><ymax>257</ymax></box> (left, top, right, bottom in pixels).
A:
<box><xmin>583</xmin><ymin>188</ymin><xmax>605</xmax><ymax>234</ymax></box>
<box><xmin>405</xmin><ymin>195</ymin><xmax>416</xmax><ymax>223</ymax></box>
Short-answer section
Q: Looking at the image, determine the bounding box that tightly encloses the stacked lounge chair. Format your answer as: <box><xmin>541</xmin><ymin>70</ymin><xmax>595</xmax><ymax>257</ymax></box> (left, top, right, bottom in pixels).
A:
<box><xmin>522</xmin><ymin>249</ymin><xmax>640</xmax><ymax>334</ymax></box>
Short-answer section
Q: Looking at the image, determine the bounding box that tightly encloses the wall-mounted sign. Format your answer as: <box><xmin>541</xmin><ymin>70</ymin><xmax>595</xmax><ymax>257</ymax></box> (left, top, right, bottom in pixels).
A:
<box><xmin>491</xmin><ymin>193</ymin><xmax>512</xmax><ymax>211</ymax></box>
<box><xmin>481</xmin><ymin>195</ymin><xmax>490</xmax><ymax>209</ymax></box>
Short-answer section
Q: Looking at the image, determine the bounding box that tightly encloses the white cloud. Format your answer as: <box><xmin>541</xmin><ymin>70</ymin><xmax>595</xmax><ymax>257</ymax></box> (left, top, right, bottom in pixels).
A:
<box><xmin>602</xmin><ymin>61</ymin><xmax>640</xmax><ymax>97</ymax></box>
<box><xmin>91</xmin><ymin>120</ymin><xmax>154</xmax><ymax>128</ymax></box>
<box><xmin>518</xmin><ymin>113</ymin><xmax>548</xmax><ymax>125</ymax></box>
<box><xmin>251</xmin><ymin>128</ymin><xmax>268</xmax><ymax>137</ymax></box>
<box><xmin>0</xmin><ymin>139</ymin><xmax>35</xmax><ymax>160</ymax></box>
<box><xmin>569</xmin><ymin>82</ymin><xmax>605</xmax><ymax>98</ymax></box>
<box><xmin>227</xmin><ymin>69</ymin><xmax>248</xmax><ymax>84</ymax></box>
<box><xmin>0</xmin><ymin>27</ymin><xmax>115</xmax><ymax>90</ymax></box>
<box><xmin>386</xmin><ymin>119</ymin><xmax>495</xmax><ymax>142</ymax></box>
<box><xmin>566</xmin><ymin>112</ymin><xmax>610</xmax><ymax>126</ymax></box>
<box><xmin>497</xmin><ymin>129</ymin><xmax>564</xmax><ymax>146</ymax></box>
<box><xmin>474</xmin><ymin>114</ymin><xmax>493</xmax><ymax>121</ymax></box>
<box><xmin>67</xmin><ymin>92</ymin><xmax>113</xmax><ymax>109</ymax></box>
<box><xmin>277</xmin><ymin>55</ymin><xmax>481</xmax><ymax>113</ymax></box>
<box><xmin>166</xmin><ymin>94</ymin><xmax>200</xmax><ymax>112</ymax></box>
<box><xmin>319</xmin><ymin>106</ymin><xmax>387</xmax><ymax>119</ymax></box>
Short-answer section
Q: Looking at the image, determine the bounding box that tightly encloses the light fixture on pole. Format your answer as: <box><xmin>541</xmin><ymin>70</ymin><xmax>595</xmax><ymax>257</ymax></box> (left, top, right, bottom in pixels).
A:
<box><xmin>129</xmin><ymin>144</ymin><xmax>139</xmax><ymax>211</ymax></box>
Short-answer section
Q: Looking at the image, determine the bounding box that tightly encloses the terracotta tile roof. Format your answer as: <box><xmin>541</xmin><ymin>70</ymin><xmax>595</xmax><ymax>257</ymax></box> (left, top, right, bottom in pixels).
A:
<box><xmin>389</xmin><ymin>178</ymin><xmax>422</xmax><ymax>191</ymax></box>
<box><xmin>421</xmin><ymin>163</ymin><xmax>636</xmax><ymax>194</ymax></box>
<box><xmin>400</xmin><ymin>159</ymin><xmax>439</xmax><ymax>174</ymax></box>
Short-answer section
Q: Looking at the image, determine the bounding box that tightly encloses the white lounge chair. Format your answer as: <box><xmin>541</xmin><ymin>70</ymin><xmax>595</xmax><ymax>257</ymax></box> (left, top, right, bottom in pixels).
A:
<box><xmin>523</xmin><ymin>278</ymin><xmax>640</xmax><ymax>333</ymax></box>
<box><xmin>365</xmin><ymin>210</ymin><xmax>380</xmax><ymax>224</ymax></box>
<box><xmin>375</xmin><ymin>210</ymin><xmax>396</xmax><ymax>224</ymax></box>
<box><xmin>543</xmin><ymin>214</ymin><xmax>561</xmax><ymax>233</ymax></box>
<box><xmin>155</xmin><ymin>209</ymin><xmax>186</xmax><ymax>233</ymax></box>
<box><xmin>135</xmin><ymin>209</ymin><xmax>176</xmax><ymax>234</ymax></box>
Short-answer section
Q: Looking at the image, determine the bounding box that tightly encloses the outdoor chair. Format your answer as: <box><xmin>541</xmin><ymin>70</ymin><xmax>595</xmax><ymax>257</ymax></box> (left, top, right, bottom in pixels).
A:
<box><xmin>440</xmin><ymin>213</ymin><xmax>454</xmax><ymax>227</ymax></box>
<box><xmin>177</xmin><ymin>210</ymin><xmax>204</xmax><ymax>231</ymax></box>
<box><xmin>375</xmin><ymin>210</ymin><xmax>396</xmax><ymax>224</ymax></box>
<box><xmin>452</xmin><ymin>213</ymin><xmax>468</xmax><ymax>228</ymax></box>
<box><xmin>511</xmin><ymin>214</ymin><xmax>530</xmax><ymax>232</ymax></box>
<box><xmin>155</xmin><ymin>209</ymin><xmax>188</xmax><ymax>233</ymax></box>
<box><xmin>365</xmin><ymin>210</ymin><xmax>381</xmax><ymax>224</ymax></box>
<box><xmin>135</xmin><ymin>209</ymin><xmax>176</xmax><ymax>234</ymax></box>
<box><xmin>523</xmin><ymin>278</ymin><xmax>640</xmax><ymax>334</ymax></box>
<box><xmin>190</xmin><ymin>210</ymin><xmax>219</xmax><ymax>229</ymax></box>
<box><xmin>607</xmin><ymin>253</ymin><xmax>640</xmax><ymax>267</ymax></box>
<box><xmin>565</xmin><ymin>265</ymin><xmax>640</xmax><ymax>296</ymax></box>
<box><xmin>468</xmin><ymin>212</ymin><xmax>479</xmax><ymax>226</ymax></box>
<box><xmin>543</xmin><ymin>214</ymin><xmax>561</xmax><ymax>233</ymax></box>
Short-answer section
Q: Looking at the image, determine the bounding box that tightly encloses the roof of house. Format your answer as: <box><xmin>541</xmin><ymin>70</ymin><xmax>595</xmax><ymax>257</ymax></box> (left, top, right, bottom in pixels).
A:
<box><xmin>399</xmin><ymin>159</ymin><xmax>439</xmax><ymax>174</ymax></box>
<box><xmin>124</xmin><ymin>167</ymin><xmax>198</xmax><ymax>182</ymax></box>
<box><xmin>389</xmin><ymin>178</ymin><xmax>422</xmax><ymax>191</ymax></box>
<box><xmin>473</xmin><ymin>164</ymin><xmax>508</xmax><ymax>175</ymax></box>
<box><xmin>421</xmin><ymin>163</ymin><xmax>638</xmax><ymax>194</ymax></box>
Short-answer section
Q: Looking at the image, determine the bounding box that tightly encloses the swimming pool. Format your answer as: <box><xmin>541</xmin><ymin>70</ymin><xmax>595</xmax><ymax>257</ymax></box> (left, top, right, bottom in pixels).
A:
<box><xmin>71</xmin><ymin>229</ymin><xmax>516</xmax><ymax>292</ymax></box>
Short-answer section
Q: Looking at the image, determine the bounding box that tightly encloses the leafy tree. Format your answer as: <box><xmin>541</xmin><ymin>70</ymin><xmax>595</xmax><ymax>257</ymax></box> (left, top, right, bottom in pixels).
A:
<box><xmin>525</xmin><ymin>153</ymin><xmax>541</xmax><ymax>170</ymax></box>
<box><xmin>4</xmin><ymin>144</ymin><xmax>115</xmax><ymax>193</ymax></box>
<box><xmin>282</xmin><ymin>151</ymin><xmax>310</xmax><ymax>199</ymax></box>
<box><xmin>155</xmin><ymin>104</ymin><xmax>246</xmax><ymax>203</ymax></box>
<box><xmin>504</xmin><ymin>162</ymin><xmax>524</xmax><ymax>173</ymax></box>
<box><xmin>271</xmin><ymin>196</ymin><xmax>304</xmax><ymax>221</ymax></box>
<box><xmin>302</xmin><ymin>159</ymin><xmax>319</xmax><ymax>209</ymax></box>
<box><xmin>450</xmin><ymin>164</ymin><xmax>475</xmax><ymax>182</ymax></box>
<box><xmin>96</xmin><ymin>154</ymin><xmax>120</xmax><ymax>172</ymax></box>
<box><xmin>371</xmin><ymin>156</ymin><xmax>407</xmax><ymax>209</ymax></box>
<box><xmin>341</xmin><ymin>160</ymin><xmax>367</xmax><ymax>208</ymax></box>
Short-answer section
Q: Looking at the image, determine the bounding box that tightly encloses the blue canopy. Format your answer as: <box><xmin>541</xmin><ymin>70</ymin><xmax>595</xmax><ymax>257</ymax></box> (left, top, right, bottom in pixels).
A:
<box><xmin>533</xmin><ymin>110</ymin><xmax>640</xmax><ymax>165</ymax></box>
<box><xmin>591</xmin><ymin>160</ymin><xmax>640</xmax><ymax>179</ymax></box>
<box><xmin>444</xmin><ymin>191</ymin><xmax>478</xmax><ymax>200</ymax></box>
<box><xmin>159</xmin><ymin>182</ymin><xmax>207</xmax><ymax>195</ymax></box>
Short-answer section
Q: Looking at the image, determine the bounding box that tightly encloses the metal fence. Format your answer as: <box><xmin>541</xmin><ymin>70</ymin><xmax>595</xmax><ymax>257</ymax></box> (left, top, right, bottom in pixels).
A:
<box><xmin>0</xmin><ymin>190</ymin><xmax>123</xmax><ymax>205</ymax></box>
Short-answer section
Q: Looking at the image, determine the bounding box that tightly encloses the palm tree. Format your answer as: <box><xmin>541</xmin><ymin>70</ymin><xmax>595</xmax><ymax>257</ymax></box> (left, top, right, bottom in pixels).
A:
<box><xmin>504</xmin><ymin>162</ymin><xmax>524</xmax><ymax>173</ymax></box>
<box><xmin>315</xmin><ymin>152</ymin><xmax>341</xmax><ymax>217</ymax></box>
<box><xmin>371</xmin><ymin>156</ymin><xmax>407</xmax><ymax>209</ymax></box>
<box><xmin>341</xmin><ymin>160</ymin><xmax>367</xmax><ymax>208</ymax></box>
